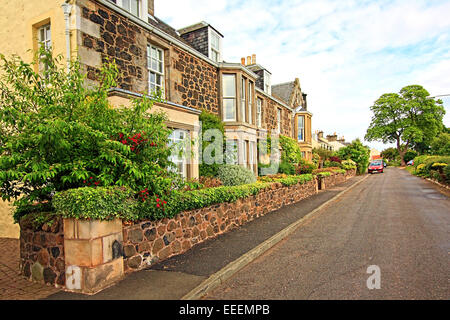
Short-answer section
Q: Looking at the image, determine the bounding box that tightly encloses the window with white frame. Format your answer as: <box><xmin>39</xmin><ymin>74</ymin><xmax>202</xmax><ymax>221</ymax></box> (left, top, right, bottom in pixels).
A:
<box><xmin>147</xmin><ymin>44</ymin><xmax>164</xmax><ymax>97</ymax></box>
<box><xmin>277</xmin><ymin>109</ymin><xmax>281</xmax><ymax>134</ymax></box>
<box><xmin>256</xmin><ymin>98</ymin><xmax>262</xmax><ymax>128</ymax></box>
<box><xmin>240</xmin><ymin>77</ymin><xmax>246</xmax><ymax>123</ymax></box>
<box><xmin>168</xmin><ymin>129</ymin><xmax>188</xmax><ymax>179</ymax></box>
<box><xmin>209</xmin><ymin>28</ymin><xmax>221</xmax><ymax>62</ymax></box>
<box><xmin>113</xmin><ymin>0</ymin><xmax>142</xmax><ymax>17</ymax></box>
<box><xmin>38</xmin><ymin>24</ymin><xmax>51</xmax><ymax>73</ymax></box>
<box><xmin>222</xmin><ymin>74</ymin><xmax>236</xmax><ymax>121</ymax></box>
<box><xmin>39</xmin><ymin>24</ymin><xmax>51</xmax><ymax>50</ymax></box>
<box><xmin>248</xmin><ymin>82</ymin><xmax>253</xmax><ymax>125</ymax></box>
<box><xmin>264</xmin><ymin>70</ymin><xmax>271</xmax><ymax>95</ymax></box>
<box><xmin>297</xmin><ymin>115</ymin><xmax>305</xmax><ymax>142</ymax></box>
<box><xmin>249</xmin><ymin>141</ymin><xmax>256</xmax><ymax>172</ymax></box>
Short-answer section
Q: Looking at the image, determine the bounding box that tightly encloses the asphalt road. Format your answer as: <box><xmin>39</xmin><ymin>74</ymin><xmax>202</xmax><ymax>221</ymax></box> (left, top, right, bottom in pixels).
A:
<box><xmin>205</xmin><ymin>168</ymin><xmax>450</xmax><ymax>300</ymax></box>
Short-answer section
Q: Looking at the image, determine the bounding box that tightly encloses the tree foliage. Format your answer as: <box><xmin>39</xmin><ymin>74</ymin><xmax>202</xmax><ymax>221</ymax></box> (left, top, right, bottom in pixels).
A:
<box><xmin>365</xmin><ymin>85</ymin><xmax>445</xmax><ymax>165</ymax></box>
<box><xmin>198</xmin><ymin>110</ymin><xmax>225</xmax><ymax>177</ymax></box>
<box><xmin>336</xmin><ymin>139</ymin><xmax>370</xmax><ymax>174</ymax></box>
<box><xmin>430</xmin><ymin>132</ymin><xmax>450</xmax><ymax>156</ymax></box>
<box><xmin>0</xmin><ymin>50</ymin><xmax>175</xmax><ymax>217</ymax></box>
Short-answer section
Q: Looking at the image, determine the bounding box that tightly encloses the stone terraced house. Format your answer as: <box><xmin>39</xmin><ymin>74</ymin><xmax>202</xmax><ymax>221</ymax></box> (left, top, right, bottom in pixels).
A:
<box><xmin>0</xmin><ymin>0</ymin><xmax>313</xmax><ymax>179</ymax></box>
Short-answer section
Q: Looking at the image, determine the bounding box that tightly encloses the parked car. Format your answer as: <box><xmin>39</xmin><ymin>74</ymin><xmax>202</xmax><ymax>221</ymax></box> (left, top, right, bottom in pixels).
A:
<box><xmin>368</xmin><ymin>160</ymin><xmax>384</xmax><ymax>174</ymax></box>
<box><xmin>407</xmin><ymin>160</ymin><xmax>414</xmax><ymax>166</ymax></box>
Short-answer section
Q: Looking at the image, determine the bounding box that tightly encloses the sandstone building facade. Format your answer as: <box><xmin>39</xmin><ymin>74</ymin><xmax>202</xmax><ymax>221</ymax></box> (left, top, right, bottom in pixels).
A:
<box><xmin>0</xmin><ymin>0</ymin><xmax>314</xmax><ymax>179</ymax></box>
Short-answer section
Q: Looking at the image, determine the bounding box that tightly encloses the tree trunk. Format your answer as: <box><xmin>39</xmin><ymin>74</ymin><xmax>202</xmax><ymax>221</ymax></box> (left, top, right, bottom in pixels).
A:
<box><xmin>397</xmin><ymin>139</ymin><xmax>406</xmax><ymax>166</ymax></box>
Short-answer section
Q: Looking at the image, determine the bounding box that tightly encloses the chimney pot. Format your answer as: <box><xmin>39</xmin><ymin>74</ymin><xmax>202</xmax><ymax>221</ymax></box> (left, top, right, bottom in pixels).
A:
<box><xmin>247</xmin><ymin>56</ymin><xmax>251</xmax><ymax>65</ymax></box>
<box><xmin>252</xmin><ymin>54</ymin><xmax>256</xmax><ymax>64</ymax></box>
<box><xmin>241</xmin><ymin>57</ymin><xmax>245</xmax><ymax>65</ymax></box>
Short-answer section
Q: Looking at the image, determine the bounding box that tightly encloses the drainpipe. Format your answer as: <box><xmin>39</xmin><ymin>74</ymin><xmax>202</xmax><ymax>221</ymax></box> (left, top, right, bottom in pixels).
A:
<box><xmin>61</xmin><ymin>2</ymin><xmax>73</xmax><ymax>72</ymax></box>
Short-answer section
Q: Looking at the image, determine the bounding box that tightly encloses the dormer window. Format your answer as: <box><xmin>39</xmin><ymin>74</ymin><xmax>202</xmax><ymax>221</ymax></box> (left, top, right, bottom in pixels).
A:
<box><xmin>264</xmin><ymin>70</ymin><xmax>271</xmax><ymax>95</ymax></box>
<box><xmin>209</xmin><ymin>28</ymin><xmax>222</xmax><ymax>62</ymax></box>
<box><xmin>111</xmin><ymin>0</ymin><xmax>145</xmax><ymax>19</ymax></box>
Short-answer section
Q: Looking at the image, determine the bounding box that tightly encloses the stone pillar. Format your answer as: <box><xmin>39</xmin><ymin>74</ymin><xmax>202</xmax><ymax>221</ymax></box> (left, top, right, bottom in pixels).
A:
<box><xmin>63</xmin><ymin>218</ymin><xmax>124</xmax><ymax>294</ymax></box>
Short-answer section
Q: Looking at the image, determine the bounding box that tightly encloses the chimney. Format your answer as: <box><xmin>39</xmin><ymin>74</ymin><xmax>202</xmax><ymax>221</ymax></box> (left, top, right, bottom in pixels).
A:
<box><xmin>252</xmin><ymin>54</ymin><xmax>256</xmax><ymax>64</ymax></box>
<box><xmin>326</xmin><ymin>134</ymin><xmax>337</xmax><ymax>142</ymax></box>
<box><xmin>148</xmin><ymin>0</ymin><xmax>154</xmax><ymax>16</ymax></box>
<box><xmin>318</xmin><ymin>131</ymin><xmax>323</xmax><ymax>139</ymax></box>
<box><xmin>241</xmin><ymin>57</ymin><xmax>245</xmax><ymax>65</ymax></box>
<box><xmin>247</xmin><ymin>56</ymin><xmax>251</xmax><ymax>65</ymax></box>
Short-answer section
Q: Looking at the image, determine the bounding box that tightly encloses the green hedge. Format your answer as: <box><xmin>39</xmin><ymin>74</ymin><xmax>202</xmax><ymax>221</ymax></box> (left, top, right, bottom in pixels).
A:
<box><xmin>53</xmin><ymin>186</ymin><xmax>139</xmax><ymax>221</ymax></box>
<box><xmin>52</xmin><ymin>173</ymin><xmax>317</xmax><ymax>222</ymax></box>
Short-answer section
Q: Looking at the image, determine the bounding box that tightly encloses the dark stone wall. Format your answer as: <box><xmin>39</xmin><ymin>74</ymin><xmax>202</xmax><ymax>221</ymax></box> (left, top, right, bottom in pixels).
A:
<box><xmin>179</xmin><ymin>27</ymin><xmax>209</xmax><ymax>58</ymax></box>
<box><xmin>79</xmin><ymin>2</ymin><xmax>219</xmax><ymax>115</ymax></box>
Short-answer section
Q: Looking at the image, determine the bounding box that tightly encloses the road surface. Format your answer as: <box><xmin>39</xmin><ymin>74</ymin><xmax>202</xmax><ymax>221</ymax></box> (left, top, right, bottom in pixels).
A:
<box><xmin>205</xmin><ymin>168</ymin><xmax>450</xmax><ymax>300</ymax></box>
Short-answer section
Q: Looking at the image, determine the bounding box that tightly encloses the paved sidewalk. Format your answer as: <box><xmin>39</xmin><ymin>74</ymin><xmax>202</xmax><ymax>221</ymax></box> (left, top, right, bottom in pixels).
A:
<box><xmin>0</xmin><ymin>238</ymin><xmax>60</xmax><ymax>300</ymax></box>
<box><xmin>47</xmin><ymin>175</ymin><xmax>366</xmax><ymax>300</ymax></box>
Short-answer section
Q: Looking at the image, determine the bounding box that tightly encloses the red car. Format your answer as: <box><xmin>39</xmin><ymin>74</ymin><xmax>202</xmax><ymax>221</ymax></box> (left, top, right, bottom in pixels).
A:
<box><xmin>368</xmin><ymin>160</ymin><xmax>384</xmax><ymax>174</ymax></box>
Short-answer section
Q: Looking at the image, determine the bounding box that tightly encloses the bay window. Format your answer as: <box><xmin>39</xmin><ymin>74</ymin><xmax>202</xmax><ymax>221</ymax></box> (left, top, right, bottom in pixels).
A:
<box><xmin>241</xmin><ymin>77</ymin><xmax>246</xmax><ymax>123</ymax></box>
<box><xmin>225</xmin><ymin>139</ymin><xmax>238</xmax><ymax>164</ymax></box>
<box><xmin>298</xmin><ymin>115</ymin><xmax>305</xmax><ymax>142</ymax></box>
<box><xmin>248</xmin><ymin>82</ymin><xmax>253</xmax><ymax>125</ymax></box>
<box><xmin>222</xmin><ymin>74</ymin><xmax>236</xmax><ymax>121</ymax></box>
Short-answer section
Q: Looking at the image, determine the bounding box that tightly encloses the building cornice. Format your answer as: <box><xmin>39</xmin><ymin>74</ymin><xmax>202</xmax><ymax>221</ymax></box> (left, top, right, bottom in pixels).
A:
<box><xmin>108</xmin><ymin>87</ymin><xmax>202</xmax><ymax>115</ymax></box>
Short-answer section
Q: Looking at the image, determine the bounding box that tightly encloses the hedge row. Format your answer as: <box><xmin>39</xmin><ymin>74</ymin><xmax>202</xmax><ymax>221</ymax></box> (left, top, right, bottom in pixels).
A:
<box><xmin>50</xmin><ymin>174</ymin><xmax>317</xmax><ymax>222</ymax></box>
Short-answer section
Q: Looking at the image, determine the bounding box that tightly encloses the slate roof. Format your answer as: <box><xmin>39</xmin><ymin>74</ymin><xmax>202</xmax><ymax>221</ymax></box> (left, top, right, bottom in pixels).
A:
<box><xmin>271</xmin><ymin>81</ymin><xmax>295</xmax><ymax>105</ymax></box>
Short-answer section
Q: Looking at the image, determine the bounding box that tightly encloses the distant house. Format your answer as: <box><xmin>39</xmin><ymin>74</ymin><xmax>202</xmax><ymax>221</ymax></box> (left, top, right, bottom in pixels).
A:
<box><xmin>312</xmin><ymin>131</ymin><xmax>348</xmax><ymax>152</ymax></box>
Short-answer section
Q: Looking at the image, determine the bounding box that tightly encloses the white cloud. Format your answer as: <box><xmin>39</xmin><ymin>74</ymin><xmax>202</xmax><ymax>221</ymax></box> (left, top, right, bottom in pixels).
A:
<box><xmin>157</xmin><ymin>0</ymin><xmax>450</xmax><ymax>151</ymax></box>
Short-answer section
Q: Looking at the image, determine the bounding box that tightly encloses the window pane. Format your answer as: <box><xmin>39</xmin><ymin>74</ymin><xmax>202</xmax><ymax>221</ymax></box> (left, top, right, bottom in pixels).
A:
<box><xmin>158</xmin><ymin>61</ymin><xmax>163</xmax><ymax>73</ymax></box>
<box><xmin>298</xmin><ymin>116</ymin><xmax>305</xmax><ymax>141</ymax></box>
<box><xmin>131</xmin><ymin>0</ymin><xmax>139</xmax><ymax>16</ymax></box>
<box><xmin>122</xmin><ymin>0</ymin><xmax>130</xmax><ymax>11</ymax></box>
<box><xmin>223</xmin><ymin>99</ymin><xmax>235</xmax><ymax>120</ymax></box>
<box><xmin>222</xmin><ymin>74</ymin><xmax>236</xmax><ymax>97</ymax></box>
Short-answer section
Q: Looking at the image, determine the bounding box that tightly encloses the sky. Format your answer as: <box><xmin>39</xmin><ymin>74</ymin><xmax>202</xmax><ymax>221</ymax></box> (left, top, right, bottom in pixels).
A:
<box><xmin>156</xmin><ymin>0</ymin><xmax>450</xmax><ymax>152</ymax></box>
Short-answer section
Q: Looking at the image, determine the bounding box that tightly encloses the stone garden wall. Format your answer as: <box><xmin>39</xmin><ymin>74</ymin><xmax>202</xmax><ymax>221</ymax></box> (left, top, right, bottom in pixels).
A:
<box><xmin>122</xmin><ymin>178</ymin><xmax>319</xmax><ymax>272</ymax></box>
<box><xmin>19</xmin><ymin>170</ymin><xmax>357</xmax><ymax>290</ymax></box>
<box><xmin>19</xmin><ymin>218</ymin><xmax>65</xmax><ymax>287</ymax></box>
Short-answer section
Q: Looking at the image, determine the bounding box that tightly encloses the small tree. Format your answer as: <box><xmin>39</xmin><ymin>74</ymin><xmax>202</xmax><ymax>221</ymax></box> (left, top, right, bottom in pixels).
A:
<box><xmin>0</xmin><ymin>50</ymin><xmax>175</xmax><ymax>218</ymax></box>
<box><xmin>430</xmin><ymin>132</ymin><xmax>450</xmax><ymax>156</ymax></box>
<box><xmin>336</xmin><ymin>139</ymin><xmax>370</xmax><ymax>174</ymax></box>
<box><xmin>365</xmin><ymin>85</ymin><xmax>445</xmax><ymax>166</ymax></box>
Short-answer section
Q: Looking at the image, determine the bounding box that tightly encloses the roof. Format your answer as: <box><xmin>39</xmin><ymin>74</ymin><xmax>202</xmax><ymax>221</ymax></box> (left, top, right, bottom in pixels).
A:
<box><xmin>177</xmin><ymin>21</ymin><xmax>224</xmax><ymax>37</ymax></box>
<box><xmin>271</xmin><ymin>81</ymin><xmax>295</xmax><ymax>105</ymax></box>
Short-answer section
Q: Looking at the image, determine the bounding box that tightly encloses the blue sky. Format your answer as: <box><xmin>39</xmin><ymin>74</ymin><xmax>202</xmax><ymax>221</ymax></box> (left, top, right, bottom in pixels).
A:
<box><xmin>157</xmin><ymin>0</ymin><xmax>450</xmax><ymax>151</ymax></box>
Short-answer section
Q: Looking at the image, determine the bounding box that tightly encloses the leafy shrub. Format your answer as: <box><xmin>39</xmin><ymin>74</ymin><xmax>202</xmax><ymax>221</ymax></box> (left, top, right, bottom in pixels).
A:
<box><xmin>316</xmin><ymin>172</ymin><xmax>332</xmax><ymax>178</ymax></box>
<box><xmin>336</xmin><ymin>139</ymin><xmax>370</xmax><ymax>174</ymax></box>
<box><xmin>279</xmin><ymin>135</ymin><xmax>303</xmax><ymax>164</ymax></box>
<box><xmin>198</xmin><ymin>110</ymin><xmax>226</xmax><ymax>177</ymax></box>
<box><xmin>258</xmin><ymin>173</ymin><xmax>287</xmax><ymax>182</ymax></box>
<box><xmin>0</xmin><ymin>50</ymin><xmax>175</xmax><ymax>218</ymax></box>
<box><xmin>295</xmin><ymin>160</ymin><xmax>316</xmax><ymax>174</ymax></box>
<box><xmin>341</xmin><ymin>159</ymin><xmax>357</xmax><ymax>170</ymax></box>
<box><xmin>259</xmin><ymin>174</ymin><xmax>313</xmax><ymax>186</ymax></box>
<box><xmin>329</xmin><ymin>156</ymin><xmax>342</xmax><ymax>163</ymax></box>
<box><xmin>217</xmin><ymin>165</ymin><xmax>256</xmax><ymax>186</ymax></box>
<box><xmin>53</xmin><ymin>186</ymin><xmax>138</xmax><ymax>221</ymax></box>
<box><xmin>138</xmin><ymin>182</ymin><xmax>272</xmax><ymax>220</ymax></box>
<box><xmin>278</xmin><ymin>161</ymin><xmax>296</xmax><ymax>175</ymax></box>
<box><xmin>431</xmin><ymin>163</ymin><xmax>448</xmax><ymax>173</ymax></box>
<box><xmin>325</xmin><ymin>161</ymin><xmax>342</xmax><ymax>168</ymax></box>
<box><xmin>386</xmin><ymin>160</ymin><xmax>401</xmax><ymax>167</ymax></box>
<box><xmin>444</xmin><ymin>165</ymin><xmax>450</xmax><ymax>183</ymax></box>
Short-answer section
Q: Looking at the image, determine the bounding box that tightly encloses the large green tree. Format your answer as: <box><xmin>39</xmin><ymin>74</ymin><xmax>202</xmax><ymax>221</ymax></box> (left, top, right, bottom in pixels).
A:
<box><xmin>365</xmin><ymin>85</ymin><xmax>445</xmax><ymax>166</ymax></box>
<box><xmin>336</xmin><ymin>139</ymin><xmax>370</xmax><ymax>174</ymax></box>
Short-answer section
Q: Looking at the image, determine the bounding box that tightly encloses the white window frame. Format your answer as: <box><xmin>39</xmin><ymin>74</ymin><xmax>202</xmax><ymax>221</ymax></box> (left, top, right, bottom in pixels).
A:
<box><xmin>208</xmin><ymin>27</ymin><xmax>222</xmax><ymax>62</ymax></box>
<box><xmin>243</xmin><ymin>140</ymin><xmax>249</xmax><ymax>169</ymax></box>
<box><xmin>168</xmin><ymin>129</ymin><xmax>189</xmax><ymax>179</ymax></box>
<box><xmin>298</xmin><ymin>115</ymin><xmax>305</xmax><ymax>142</ymax></box>
<box><xmin>114</xmin><ymin>0</ymin><xmax>146</xmax><ymax>19</ymax></box>
<box><xmin>222</xmin><ymin>74</ymin><xmax>236</xmax><ymax>122</ymax></box>
<box><xmin>248</xmin><ymin>81</ymin><xmax>253</xmax><ymax>125</ymax></box>
<box><xmin>147</xmin><ymin>44</ymin><xmax>165</xmax><ymax>98</ymax></box>
<box><xmin>256</xmin><ymin>98</ymin><xmax>262</xmax><ymax>128</ymax></box>
<box><xmin>241</xmin><ymin>77</ymin><xmax>246</xmax><ymax>123</ymax></box>
<box><xmin>264</xmin><ymin>70</ymin><xmax>271</xmax><ymax>95</ymax></box>
<box><xmin>38</xmin><ymin>24</ymin><xmax>51</xmax><ymax>74</ymax></box>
